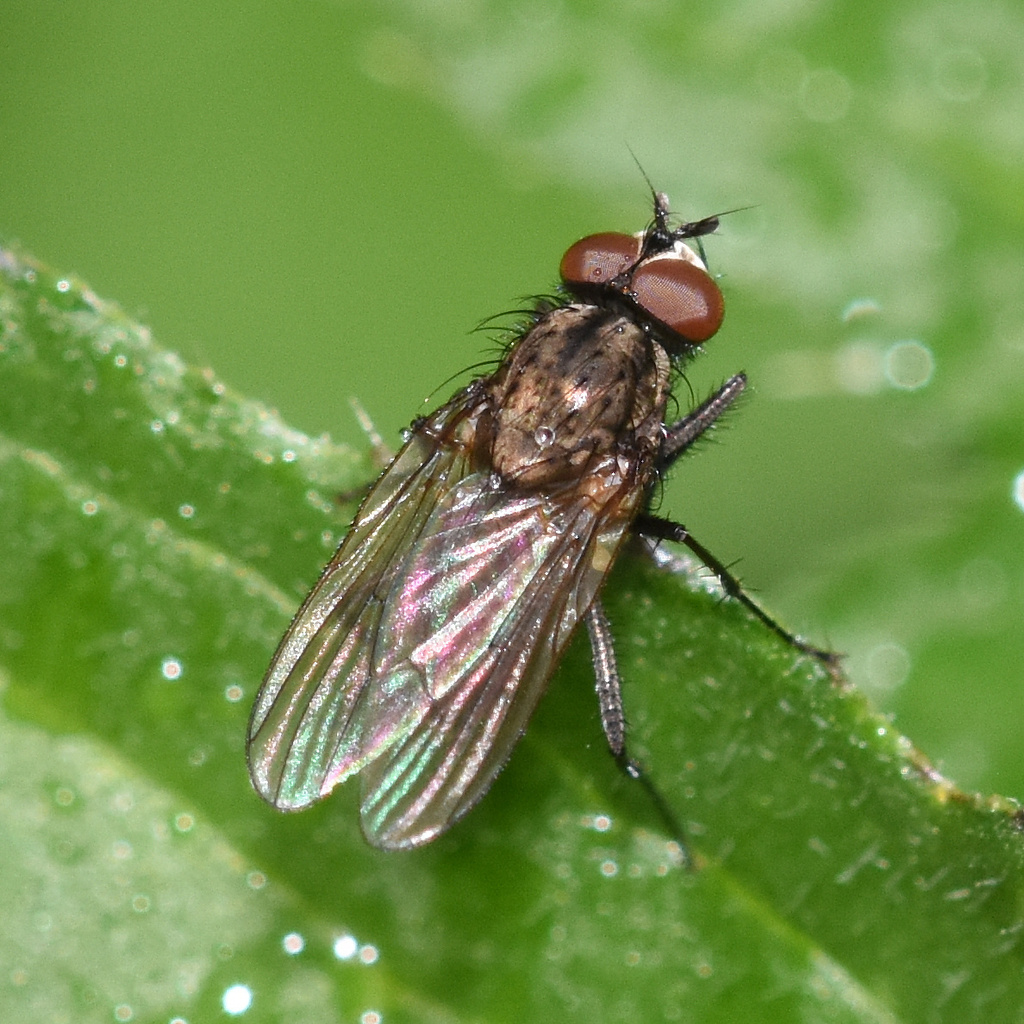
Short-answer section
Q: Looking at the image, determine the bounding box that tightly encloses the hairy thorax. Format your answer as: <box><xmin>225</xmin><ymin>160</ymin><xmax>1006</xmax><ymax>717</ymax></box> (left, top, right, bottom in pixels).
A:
<box><xmin>485</xmin><ymin>304</ymin><xmax>671</xmax><ymax>494</ymax></box>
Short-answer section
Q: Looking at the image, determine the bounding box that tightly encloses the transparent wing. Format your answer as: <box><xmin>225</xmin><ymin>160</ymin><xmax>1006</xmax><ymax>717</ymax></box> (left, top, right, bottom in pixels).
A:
<box><xmin>356</xmin><ymin>475</ymin><xmax>633</xmax><ymax>848</ymax></box>
<box><xmin>248</xmin><ymin>392</ymin><xmax>642</xmax><ymax>848</ymax></box>
<box><xmin>247</xmin><ymin>397</ymin><xmax>478</xmax><ymax>809</ymax></box>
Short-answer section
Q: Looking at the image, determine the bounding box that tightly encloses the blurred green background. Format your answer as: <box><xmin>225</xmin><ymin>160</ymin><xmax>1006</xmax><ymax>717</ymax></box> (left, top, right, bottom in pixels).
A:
<box><xmin>2</xmin><ymin>0</ymin><xmax>1022</xmax><ymax>826</ymax></box>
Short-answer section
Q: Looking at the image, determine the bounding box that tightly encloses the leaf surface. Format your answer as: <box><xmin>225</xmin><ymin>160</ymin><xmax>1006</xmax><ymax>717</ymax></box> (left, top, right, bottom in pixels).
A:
<box><xmin>1</xmin><ymin>249</ymin><xmax>1023</xmax><ymax>1023</ymax></box>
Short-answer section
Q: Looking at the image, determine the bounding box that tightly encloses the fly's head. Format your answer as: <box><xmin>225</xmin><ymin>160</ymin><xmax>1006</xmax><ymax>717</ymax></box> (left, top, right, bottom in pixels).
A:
<box><xmin>558</xmin><ymin>192</ymin><xmax>725</xmax><ymax>358</ymax></box>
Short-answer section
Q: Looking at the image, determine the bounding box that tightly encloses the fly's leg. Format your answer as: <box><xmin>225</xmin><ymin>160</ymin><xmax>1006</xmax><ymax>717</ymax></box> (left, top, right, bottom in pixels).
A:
<box><xmin>657</xmin><ymin>372</ymin><xmax>747</xmax><ymax>470</ymax></box>
<box><xmin>635</xmin><ymin>513</ymin><xmax>840</xmax><ymax>673</ymax></box>
<box><xmin>645</xmin><ymin>372</ymin><xmax>842</xmax><ymax>676</ymax></box>
<box><xmin>586</xmin><ymin>600</ymin><xmax>628</xmax><ymax>759</ymax></box>
<box><xmin>585</xmin><ymin>601</ymin><xmax>692</xmax><ymax>867</ymax></box>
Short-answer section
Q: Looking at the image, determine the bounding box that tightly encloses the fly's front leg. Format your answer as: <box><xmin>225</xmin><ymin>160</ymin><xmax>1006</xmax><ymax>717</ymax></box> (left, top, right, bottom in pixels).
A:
<box><xmin>658</xmin><ymin>372</ymin><xmax>747</xmax><ymax>471</ymax></box>
<box><xmin>585</xmin><ymin>601</ymin><xmax>691</xmax><ymax>866</ymax></box>
<box><xmin>649</xmin><ymin>371</ymin><xmax>841</xmax><ymax>676</ymax></box>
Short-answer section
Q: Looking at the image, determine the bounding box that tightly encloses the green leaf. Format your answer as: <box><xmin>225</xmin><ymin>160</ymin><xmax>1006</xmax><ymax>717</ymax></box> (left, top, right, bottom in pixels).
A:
<box><xmin>2</xmin><ymin>247</ymin><xmax>1023</xmax><ymax>1024</ymax></box>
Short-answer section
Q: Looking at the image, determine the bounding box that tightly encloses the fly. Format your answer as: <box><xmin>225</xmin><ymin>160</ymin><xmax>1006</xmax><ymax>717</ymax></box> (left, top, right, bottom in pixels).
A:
<box><xmin>247</xmin><ymin>191</ymin><xmax>837</xmax><ymax>852</ymax></box>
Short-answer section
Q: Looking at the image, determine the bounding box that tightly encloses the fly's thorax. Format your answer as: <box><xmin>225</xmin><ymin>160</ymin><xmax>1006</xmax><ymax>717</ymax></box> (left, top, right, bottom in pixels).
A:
<box><xmin>486</xmin><ymin>304</ymin><xmax>671</xmax><ymax>490</ymax></box>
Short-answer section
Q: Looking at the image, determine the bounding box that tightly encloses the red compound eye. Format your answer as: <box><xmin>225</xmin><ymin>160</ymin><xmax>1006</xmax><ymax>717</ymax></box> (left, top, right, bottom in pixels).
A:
<box><xmin>630</xmin><ymin>255</ymin><xmax>725</xmax><ymax>343</ymax></box>
<box><xmin>559</xmin><ymin>232</ymin><xmax>643</xmax><ymax>286</ymax></box>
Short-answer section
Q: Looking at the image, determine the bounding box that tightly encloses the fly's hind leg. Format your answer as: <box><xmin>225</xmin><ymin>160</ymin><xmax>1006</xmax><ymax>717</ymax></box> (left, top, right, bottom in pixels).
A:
<box><xmin>585</xmin><ymin>600</ymin><xmax>691</xmax><ymax>867</ymax></box>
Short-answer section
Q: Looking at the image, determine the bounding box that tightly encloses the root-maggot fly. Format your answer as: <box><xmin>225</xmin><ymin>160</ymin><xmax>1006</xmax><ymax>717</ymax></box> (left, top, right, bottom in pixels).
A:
<box><xmin>247</xmin><ymin>192</ymin><xmax>836</xmax><ymax>851</ymax></box>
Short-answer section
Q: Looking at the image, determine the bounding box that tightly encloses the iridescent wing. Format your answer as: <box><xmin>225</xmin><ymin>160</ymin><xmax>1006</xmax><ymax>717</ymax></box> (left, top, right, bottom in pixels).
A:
<box><xmin>248</xmin><ymin>394</ymin><xmax>480</xmax><ymax>809</ymax></box>
<box><xmin>247</xmin><ymin>392</ymin><xmax>641</xmax><ymax>849</ymax></box>
<box><xmin>356</xmin><ymin>473</ymin><xmax>635</xmax><ymax>848</ymax></box>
